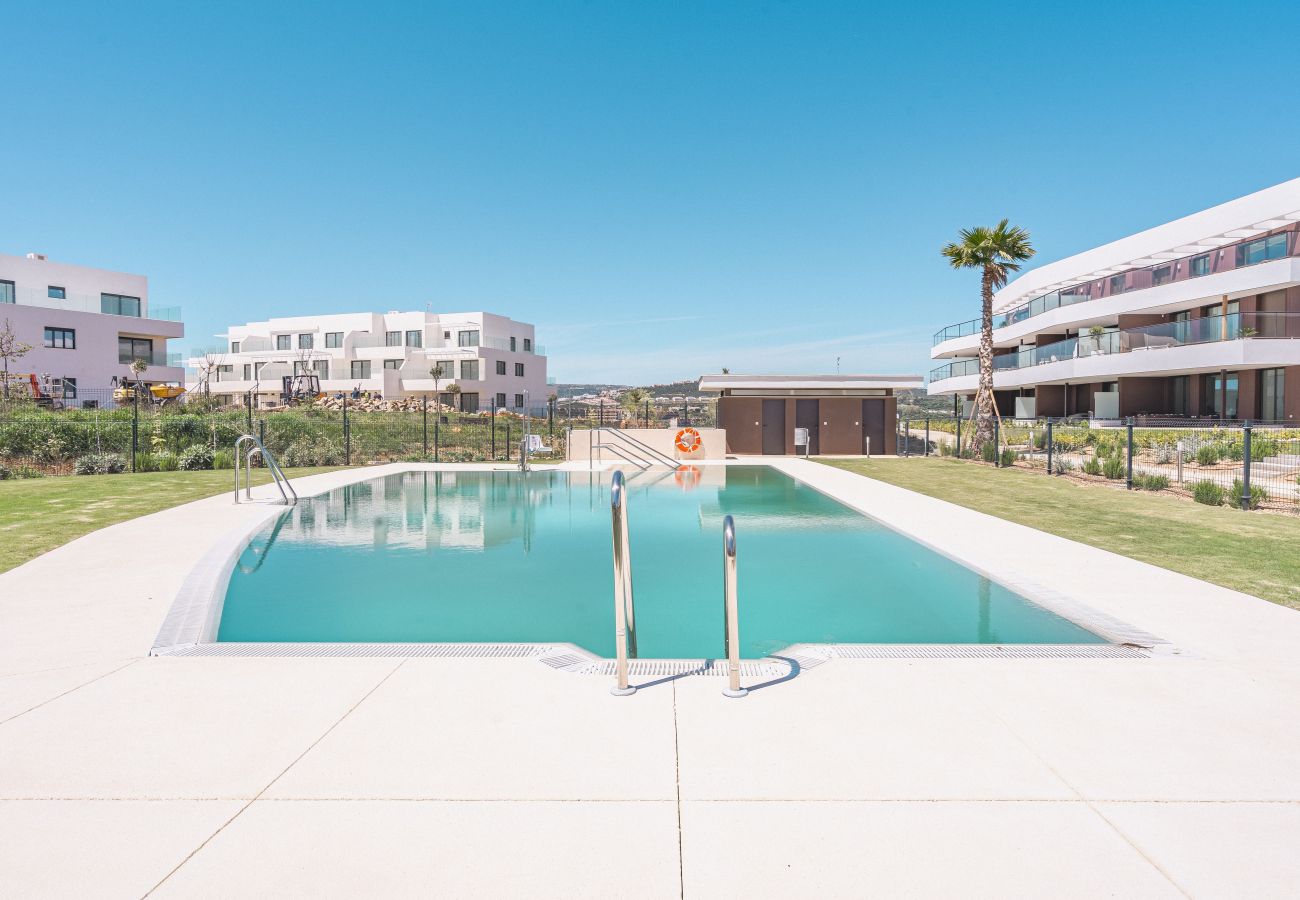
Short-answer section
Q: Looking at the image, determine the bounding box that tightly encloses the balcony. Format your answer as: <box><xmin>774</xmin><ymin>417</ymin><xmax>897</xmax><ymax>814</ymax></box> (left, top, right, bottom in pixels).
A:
<box><xmin>933</xmin><ymin>227</ymin><xmax>1299</xmax><ymax>346</ymax></box>
<box><xmin>119</xmin><ymin>350</ymin><xmax>184</xmax><ymax>367</ymax></box>
<box><xmin>1</xmin><ymin>285</ymin><xmax>181</xmax><ymax>321</ymax></box>
<box><xmin>930</xmin><ymin>312</ymin><xmax>1300</xmax><ymax>384</ymax></box>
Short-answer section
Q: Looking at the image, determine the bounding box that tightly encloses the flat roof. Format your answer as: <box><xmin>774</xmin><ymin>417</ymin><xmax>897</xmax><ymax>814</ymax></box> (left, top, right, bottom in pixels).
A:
<box><xmin>697</xmin><ymin>373</ymin><xmax>923</xmax><ymax>392</ymax></box>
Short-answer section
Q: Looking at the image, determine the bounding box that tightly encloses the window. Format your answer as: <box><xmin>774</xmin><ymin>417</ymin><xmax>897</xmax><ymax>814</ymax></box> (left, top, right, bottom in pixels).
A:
<box><xmin>1202</xmin><ymin>372</ymin><xmax>1239</xmax><ymax>419</ymax></box>
<box><xmin>276</xmin><ymin>334</ymin><xmax>291</xmax><ymax>350</ymax></box>
<box><xmin>384</xmin><ymin>359</ymin><xmax>402</xmax><ymax>370</ymax></box>
<box><xmin>523</xmin><ymin>338</ymin><xmax>532</xmax><ymax>352</ymax></box>
<box><xmin>460</xmin><ymin>359</ymin><xmax>479</xmax><ymax>380</ymax></box>
<box><xmin>325</xmin><ymin>331</ymin><xmax>343</xmax><ymax>348</ymax></box>
<box><xmin>514</xmin><ymin>362</ymin><xmax>525</xmax><ymax>376</ymax></box>
<box><xmin>457</xmin><ymin>329</ymin><xmax>480</xmax><ymax>347</ymax></box>
<box><xmin>405</xmin><ymin>330</ymin><xmax>422</xmax><ymax>347</ymax></box>
<box><xmin>495</xmin><ymin>360</ymin><xmax>506</xmax><ymax>375</ymax></box>
<box><xmin>351</xmin><ymin>360</ymin><xmax>371</xmax><ymax>379</ymax></box>
<box><xmin>298</xmin><ymin>333</ymin><xmax>314</xmax><ymax>349</ymax></box>
<box><xmin>1171</xmin><ymin>376</ymin><xmax>1189</xmax><ymax>416</ymax></box>
<box><xmin>230</xmin><ymin>340</ymin><xmax>241</xmax><ymax>353</ymax></box>
<box><xmin>1237</xmin><ymin>233</ymin><xmax>1289</xmax><ymax>267</ymax></box>
<box><xmin>314</xmin><ymin>360</ymin><xmax>329</xmax><ymax>379</ymax></box>
<box><xmin>514</xmin><ymin>393</ymin><xmax>524</xmax><ymax>409</ymax></box>
<box><xmin>443</xmin><ymin>330</ymin><xmax>451</xmax><ymax>340</ymax></box>
<box><xmin>384</xmin><ymin>330</ymin><xmax>401</xmax><ymax>347</ymax></box>
<box><xmin>293</xmin><ymin>360</ymin><xmax>312</xmax><ymax>375</ymax></box>
<box><xmin>62</xmin><ymin>377</ymin><xmax>76</xmax><ymax>399</ymax></box>
<box><xmin>1190</xmin><ymin>254</ymin><xmax>1210</xmax><ymax>277</ymax></box>
<box><xmin>1151</xmin><ymin>265</ymin><xmax>1172</xmax><ymax>286</ymax></box>
<box><xmin>1108</xmin><ymin>275</ymin><xmax>1127</xmax><ymax>295</ymax></box>
<box><xmin>243</xmin><ymin>364</ymin><xmax>252</xmax><ymax>380</ymax></box>
<box><xmin>1260</xmin><ymin>368</ymin><xmax>1286</xmax><ymax>421</ymax></box>
<box><xmin>43</xmin><ymin>327</ymin><xmax>75</xmax><ymax>349</ymax></box>
<box><xmin>47</xmin><ymin>286</ymin><xmax>66</xmax><ymax>299</ymax></box>
<box><xmin>459</xmin><ymin>392</ymin><xmax>480</xmax><ymax>413</ymax></box>
<box><xmin>495</xmin><ymin>392</ymin><xmax>507</xmax><ymax>408</ymax></box>
<box><xmin>101</xmin><ymin>293</ymin><xmax>141</xmax><ymax>317</ymax></box>
<box><xmin>118</xmin><ymin>336</ymin><xmax>154</xmax><ymax>363</ymax></box>
<box><xmin>0</xmin><ymin>280</ymin><xmax>14</xmax><ymax>303</ymax></box>
<box><xmin>510</xmin><ymin>336</ymin><xmax>517</xmax><ymax>351</ymax></box>
<box><xmin>429</xmin><ymin>360</ymin><xmax>449</xmax><ymax>379</ymax></box>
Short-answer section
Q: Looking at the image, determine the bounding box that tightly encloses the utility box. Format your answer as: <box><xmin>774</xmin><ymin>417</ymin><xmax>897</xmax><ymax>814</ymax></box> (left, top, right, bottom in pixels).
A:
<box><xmin>1014</xmin><ymin>397</ymin><xmax>1037</xmax><ymax>420</ymax></box>
<box><xmin>794</xmin><ymin>427</ymin><xmax>810</xmax><ymax>456</ymax></box>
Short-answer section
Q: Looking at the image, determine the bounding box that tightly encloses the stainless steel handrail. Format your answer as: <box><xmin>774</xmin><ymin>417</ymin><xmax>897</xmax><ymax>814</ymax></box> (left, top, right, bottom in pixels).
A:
<box><xmin>721</xmin><ymin>515</ymin><xmax>747</xmax><ymax>698</ymax></box>
<box><xmin>592</xmin><ymin>442</ymin><xmax>652</xmax><ymax>470</ymax></box>
<box><xmin>610</xmin><ymin>469</ymin><xmax>638</xmax><ymax>696</ymax></box>
<box><xmin>597</xmin><ymin>427</ymin><xmax>678</xmax><ymax>467</ymax></box>
<box><xmin>234</xmin><ymin>433</ymin><xmax>297</xmax><ymax>505</ymax></box>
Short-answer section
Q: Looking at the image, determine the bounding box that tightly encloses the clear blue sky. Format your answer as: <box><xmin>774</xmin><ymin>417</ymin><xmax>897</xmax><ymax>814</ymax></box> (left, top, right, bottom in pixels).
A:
<box><xmin>3</xmin><ymin>1</ymin><xmax>1298</xmax><ymax>384</ymax></box>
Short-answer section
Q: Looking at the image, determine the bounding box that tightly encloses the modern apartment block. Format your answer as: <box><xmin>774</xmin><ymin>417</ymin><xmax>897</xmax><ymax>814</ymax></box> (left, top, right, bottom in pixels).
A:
<box><xmin>929</xmin><ymin>178</ymin><xmax>1300</xmax><ymax>422</ymax></box>
<box><xmin>0</xmin><ymin>251</ymin><xmax>184</xmax><ymax>405</ymax></box>
<box><xmin>193</xmin><ymin>310</ymin><xmax>548</xmax><ymax>412</ymax></box>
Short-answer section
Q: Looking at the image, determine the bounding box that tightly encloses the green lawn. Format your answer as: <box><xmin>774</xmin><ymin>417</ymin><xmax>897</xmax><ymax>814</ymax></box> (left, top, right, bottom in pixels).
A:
<box><xmin>0</xmin><ymin>468</ymin><xmax>343</xmax><ymax>574</ymax></box>
<box><xmin>823</xmin><ymin>457</ymin><xmax>1300</xmax><ymax>610</ymax></box>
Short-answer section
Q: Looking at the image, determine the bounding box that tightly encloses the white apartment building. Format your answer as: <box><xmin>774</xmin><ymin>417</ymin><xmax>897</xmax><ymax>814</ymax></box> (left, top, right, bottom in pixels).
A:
<box><xmin>0</xmin><ymin>251</ymin><xmax>184</xmax><ymax>406</ymax></box>
<box><xmin>191</xmin><ymin>310</ymin><xmax>548</xmax><ymax>412</ymax></box>
<box><xmin>929</xmin><ymin>177</ymin><xmax>1300</xmax><ymax>422</ymax></box>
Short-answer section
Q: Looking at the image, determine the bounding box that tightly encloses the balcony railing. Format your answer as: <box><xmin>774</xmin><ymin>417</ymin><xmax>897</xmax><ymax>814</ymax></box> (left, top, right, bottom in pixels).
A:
<box><xmin>933</xmin><ymin>226</ymin><xmax>1300</xmax><ymax>346</ymax></box>
<box><xmin>930</xmin><ymin>312</ymin><xmax>1300</xmax><ymax>382</ymax></box>
<box><xmin>0</xmin><ymin>285</ymin><xmax>181</xmax><ymax>321</ymax></box>
<box><xmin>119</xmin><ymin>350</ymin><xmax>183</xmax><ymax>367</ymax></box>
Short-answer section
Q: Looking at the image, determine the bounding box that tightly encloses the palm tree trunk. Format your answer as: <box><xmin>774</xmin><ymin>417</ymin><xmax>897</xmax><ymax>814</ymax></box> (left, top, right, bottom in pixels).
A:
<box><xmin>974</xmin><ymin>268</ymin><xmax>996</xmax><ymax>450</ymax></box>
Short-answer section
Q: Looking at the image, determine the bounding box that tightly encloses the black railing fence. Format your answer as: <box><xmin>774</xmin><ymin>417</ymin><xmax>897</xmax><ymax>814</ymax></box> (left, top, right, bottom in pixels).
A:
<box><xmin>896</xmin><ymin>414</ymin><xmax>1300</xmax><ymax>513</ymax></box>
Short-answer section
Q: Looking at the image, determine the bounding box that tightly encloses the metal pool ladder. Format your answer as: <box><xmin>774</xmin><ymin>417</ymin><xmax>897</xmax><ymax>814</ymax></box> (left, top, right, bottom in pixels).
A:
<box><xmin>721</xmin><ymin>515</ymin><xmax>747</xmax><ymax>698</ymax></box>
<box><xmin>610</xmin><ymin>470</ymin><xmax>638</xmax><ymax>695</ymax></box>
<box><xmin>233</xmin><ymin>433</ymin><xmax>297</xmax><ymax>505</ymax></box>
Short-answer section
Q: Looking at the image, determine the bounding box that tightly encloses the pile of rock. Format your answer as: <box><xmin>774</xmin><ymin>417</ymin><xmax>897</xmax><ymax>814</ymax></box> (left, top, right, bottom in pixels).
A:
<box><xmin>315</xmin><ymin>394</ymin><xmax>458</xmax><ymax>413</ymax></box>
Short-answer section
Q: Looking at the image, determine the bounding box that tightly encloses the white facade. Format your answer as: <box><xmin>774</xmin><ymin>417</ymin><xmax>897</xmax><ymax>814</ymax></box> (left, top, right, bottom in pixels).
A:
<box><xmin>0</xmin><ymin>251</ymin><xmax>184</xmax><ymax>405</ymax></box>
<box><xmin>928</xmin><ymin>178</ymin><xmax>1300</xmax><ymax>421</ymax></box>
<box><xmin>191</xmin><ymin>310</ymin><xmax>548</xmax><ymax>412</ymax></box>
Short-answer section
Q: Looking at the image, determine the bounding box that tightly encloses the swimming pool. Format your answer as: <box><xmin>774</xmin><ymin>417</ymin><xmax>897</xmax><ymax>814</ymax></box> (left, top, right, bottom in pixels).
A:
<box><xmin>214</xmin><ymin>466</ymin><xmax>1105</xmax><ymax>658</ymax></box>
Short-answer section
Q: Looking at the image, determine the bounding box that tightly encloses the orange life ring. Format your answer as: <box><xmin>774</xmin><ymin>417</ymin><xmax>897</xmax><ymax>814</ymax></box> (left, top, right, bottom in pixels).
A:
<box><xmin>674</xmin><ymin>464</ymin><xmax>701</xmax><ymax>489</ymax></box>
<box><xmin>674</xmin><ymin>427</ymin><xmax>702</xmax><ymax>453</ymax></box>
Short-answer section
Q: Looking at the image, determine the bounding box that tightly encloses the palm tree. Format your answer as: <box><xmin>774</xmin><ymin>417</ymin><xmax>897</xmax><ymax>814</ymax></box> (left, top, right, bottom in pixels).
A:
<box><xmin>941</xmin><ymin>220</ymin><xmax>1035</xmax><ymax>450</ymax></box>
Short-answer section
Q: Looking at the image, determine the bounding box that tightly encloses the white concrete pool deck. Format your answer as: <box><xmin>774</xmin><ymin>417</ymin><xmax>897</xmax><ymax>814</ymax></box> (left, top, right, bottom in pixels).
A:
<box><xmin>2</xmin><ymin>459</ymin><xmax>1299</xmax><ymax>898</ymax></box>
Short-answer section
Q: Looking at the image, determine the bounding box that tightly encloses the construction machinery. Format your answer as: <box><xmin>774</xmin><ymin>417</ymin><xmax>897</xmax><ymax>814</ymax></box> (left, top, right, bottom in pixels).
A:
<box><xmin>280</xmin><ymin>373</ymin><xmax>322</xmax><ymax>406</ymax></box>
<box><xmin>1</xmin><ymin>373</ymin><xmax>66</xmax><ymax>409</ymax></box>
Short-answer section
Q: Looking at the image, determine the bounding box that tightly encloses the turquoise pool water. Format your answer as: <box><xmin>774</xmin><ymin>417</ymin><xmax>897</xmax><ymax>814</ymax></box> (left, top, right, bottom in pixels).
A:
<box><xmin>218</xmin><ymin>467</ymin><xmax>1105</xmax><ymax>657</ymax></box>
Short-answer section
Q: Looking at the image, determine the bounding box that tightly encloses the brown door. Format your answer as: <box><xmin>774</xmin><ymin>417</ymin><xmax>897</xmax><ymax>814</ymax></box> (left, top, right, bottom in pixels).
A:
<box><xmin>796</xmin><ymin>399</ymin><xmax>819</xmax><ymax>455</ymax></box>
<box><xmin>762</xmin><ymin>400</ymin><xmax>786</xmax><ymax>455</ymax></box>
<box><xmin>862</xmin><ymin>399</ymin><xmax>885</xmax><ymax>456</ymax></box>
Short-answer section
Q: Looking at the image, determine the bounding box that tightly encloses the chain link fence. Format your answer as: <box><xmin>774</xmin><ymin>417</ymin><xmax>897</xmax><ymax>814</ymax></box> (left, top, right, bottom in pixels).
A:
<box><xmin>895</xmin><ymin>413</ymin><xmax>1300</xmax><ymax>513</ymax></box>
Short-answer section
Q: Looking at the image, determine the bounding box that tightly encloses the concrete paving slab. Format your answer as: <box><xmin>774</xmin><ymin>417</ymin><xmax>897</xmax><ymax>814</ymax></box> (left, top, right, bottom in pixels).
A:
<box><xmin>0</xmin><ymin>660</ymin><xmax>135</xmax><ymax>723</ymax></box>
<box><xmin>0</xmin><ymin>657</ymin><xmax>397</xmax><ymax>799</ymax></box>
<box><xmin>673</xmin><ymin>665</ymin><xmax>1074</xmax><ymax>801</ymax></box>
<box><xmin>265</xmin><ymin>658</ymin><xmax>678</xmax><ymax>800</ymax></box>
<box><xmin>680</xmin><ymin>800</ymin><xmax>1182</xmax><ymax>898</ymax></box>
<box><xmin>0</xmin><ymin>799</ymin><xmax>241</xmax><ymax>900</ymax></box>
<box><xmin>152</xmin><ymin>799</ymin><xmax>681</xmax><ymax>899</ymax></box>
<box><xmin>1096</xmin><ymin>801</ymin><xmax>1300</xmax><ymax>899</ymax></box>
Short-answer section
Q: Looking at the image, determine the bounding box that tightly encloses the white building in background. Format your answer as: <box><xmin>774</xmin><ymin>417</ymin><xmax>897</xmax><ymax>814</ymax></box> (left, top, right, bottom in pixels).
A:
<box><xmin>0</xmin><ymin>251</ymin><xmax>184</xmax><ymax>406</ymax></box>
<box><xmin>189</xmin><ymin>310</ymin><xmax>548</xmax><ymax>412</ymax></box>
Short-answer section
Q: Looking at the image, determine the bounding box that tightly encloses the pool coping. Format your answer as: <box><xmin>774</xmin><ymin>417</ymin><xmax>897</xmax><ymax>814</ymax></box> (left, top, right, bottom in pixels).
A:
<box><xmin>150</xmin><ymin>461</ymin><xmax>1167</xmax><ymax>667</ymax></box>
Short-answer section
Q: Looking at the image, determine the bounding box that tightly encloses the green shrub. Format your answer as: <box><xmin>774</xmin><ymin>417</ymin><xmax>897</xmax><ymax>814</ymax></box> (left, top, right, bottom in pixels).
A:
<box><xmin>279</xmin><ymin>440</ymin><xmax>345</xmax><ymax>468</ymax></box>
<box><xmin>156</xmin><ymin>452</ymin><xmax>179</xmax><ymax>472</ymax></box>
<box><xmin>135</xmin><ymin>453</ymin><xmax>159</xmax><ymax>473</ymax></box>
<box><xmin>1223</xmin><ymin>441</ymin><xmax>1244</xmax><ymax>462</ymax></box>
<box><xmin>1230</xmin><ymin>478</ymin><xmax>1268</xmax><ymax>510</ymax></box>
<box><xmin>73</xmin><ymin>452</ymin><xmax>126</xmax><ymax>475</ymax></box>
<box><xmin>1052</xmin><ymin>457</ymin><xmax>1074</xmax><ymax>474</ymax></box>
<box><xmin>1133</xmin><ymin>473</ymin><xmax>1169</xmax><ymax>490</ymax></box>
<box><xmin>1250</xmin><ymin>436</ymin><xmax>1280</xmax><ymax>460</ymax></box>
<box><xmin>939</xmin><ymin>441</ymin><xmax>954</xmax><ymax>457</ymax></box>
<box><xmin>0</xmin><ymin>463</ymin><xmax>10</xmax><ymax>480</ymax></box>
<box><xmin>1192</xmin><ymin>480</ymin><xmax>1226</xmax><ymax>506</ymax></box>
<box><xmin>999</xmin><ymin>448</ymin><xmax>1016</xmax><ymax>467</ymax></box>
<box><xmin>1082</xmin><ymin>455</ymin><xmax>1103</xmax><ymax>476</ymax></box>
<box><xmin>1195</xmin><ymin>444</ymin><xmax>1221</xmax><ymax>466</ymax></box>
<box><xmin>1102</xmin><ymin>454</ymin><xmax>1125</xmax><ymax>480</ymax></box>
<box><xmin>213</xmin><ymin>450</ymin><xmax>235</xmax><ymax>470</ymax></box>
<box><xmin>980</xmin><ymin>441</ymin><xmax>997</xmax><ymax>463</ymax></box>
<box><xmin>177</xmin><ymin>445</ymin><xmax>214</xmax><ymax>470</ymax></box>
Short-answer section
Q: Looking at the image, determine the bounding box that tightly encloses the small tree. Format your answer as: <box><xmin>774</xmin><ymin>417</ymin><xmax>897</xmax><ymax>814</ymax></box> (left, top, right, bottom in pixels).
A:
<box><xmin>429</xmin><ymin>362</ymin><xmax>444</xmax><ymax>400</ymax></box>
<box><xmin>0</xmin><ymin>318</ymin><xmax>33</xmax><ymax>399</ymax></box>
<box><xmin>448</xmin><ymin>382</ymin><xmax>461</xmax><ymax>411</ymax></box>
<box><xmin>193</xmin><ymin>352</ymin><xmax>227</xmax><ymax>397</ymax></box>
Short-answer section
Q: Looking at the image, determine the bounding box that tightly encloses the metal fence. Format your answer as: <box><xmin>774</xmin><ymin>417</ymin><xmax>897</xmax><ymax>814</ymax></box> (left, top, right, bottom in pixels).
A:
<box><xmin>0</xmin><ymin>396</ymin><xmax>569</xmax><ymax>476</ymax></box>
<box><xmin>895</xmin><ymin>414</ymin><xmax>1300</xmax><ymax>513</ymax></box>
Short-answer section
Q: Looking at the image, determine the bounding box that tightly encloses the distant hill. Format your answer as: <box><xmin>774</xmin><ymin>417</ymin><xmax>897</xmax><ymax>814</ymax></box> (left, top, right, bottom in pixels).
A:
<box><xmin>552</xmin><ymin>383</ymin><xmax>629</xmax><ymax>398</ymax></box>
<box><xmin>554</xmin><ymin>378</ymin><xmax>708</xmax><ymax>399</ymax></box>
<box><xmin>896</xmin><ymin>388</ymin><xmax>956</xmax><ymax>418</ymax></box>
